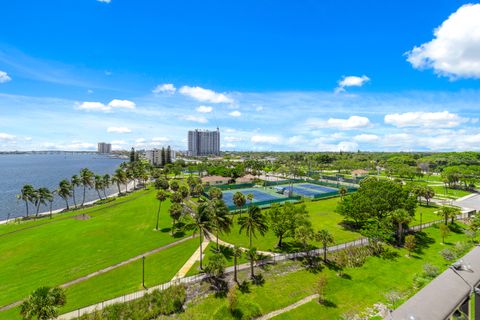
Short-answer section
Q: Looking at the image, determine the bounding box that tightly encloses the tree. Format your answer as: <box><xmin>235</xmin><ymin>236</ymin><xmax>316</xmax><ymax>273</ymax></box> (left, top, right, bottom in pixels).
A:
<box><xmin>70</xmin><ymin>175</ymin><xmax>81</xmax><ymax>208</ymax></box>
<box><xmin>193</xmin><ymin>184</ymin><xmax>204</xmax><ymax>197</ymax></box>
<box><xmin>20</xmin><ymin>287</ymin><xmax>66</xmax><ymax>320</ymax></box>
<box><xmin>339</xmin><ymin>186</ymin><xmax>347</xmax><ymax>200</ymax></box>
<box><xmin>170</xmin><ymin>180</ymin><xmax>179</xmax><ymax>192</ymax></box>
<box><xmin>390</xmin><ymin>208</ymin><xmax>413</xmax><ymax>245</ymax></box>
<box><xmin>187</xmin><ymin>203</ymin><xmax>213</xmax><ymax>269</ymax></box>
<box><xmin>227</xmin><ymin>286</ymin><xmax>238</xmax><ymax>314</ymax></box>
<box><xmin>17</xmin><ymin>184</ymin><xmax>35</xmax><ymax>218</ymax></box>
<box><xmin>423</xmin><ymin>186</ymin><xmax>435</xmax><ymax>206</ymax></box>
<box><xmin>439</xmin><ymin>223</ymin><xmax>450</xmax><ymax>244</ymax></box>
<box><xmin>130</xmin><ymin>147</ymin><xmax>136</xmax><ymax>163</ymax></box>
<box><xmin>57</xmin><ymin>180</ymin><xmax>72</xmax><ymax>211</ymax></box>
<box><xmin>154</xmin><ymin>177</ymin><xmax>169</xmax><ymax>191</ymax></box>
<box><xmin>232</xmin><ymin>246</ymin><xmax>242</xmax><ymax>283</ymax></box>
<box><xmin>247</xmin><ymin>193</ymin><xmax>254</xmax><ymax>204</ymax></box>
<box><xmin>168</xmin><ymin>203</ymin><xmax>183</xmax><ymax>235</ymax></box>
<box><xmin>246</xmin><ymin>247</ymin><xmax>258</xmax><ymax>279</ymax></box>
<box><xmin>79</xmin><ymin>168</ymin><xmax>94</xmax><ymax>206</ymax></box>
<box><xmin>204</xmin><ymin>253</ymin><xmax>226</xmax><ymax>279</ymax></box>
<box><xmin>209</xmin><ymin>187</ymin><xmax>223</xmax><ymax>200</ymax></box>
<box><xmin>295</xmin><ymin>225</ymin><xmax>315</xmax><ymax>252</ymax></box>
<box><xmin>111</xmin><ymin>168</ymin><xmax>127</xmax><ymax>195</ymax></box>
<box><xmin>232</xmin><ymin>191</ymin><xmax>246</xmax><ymax>214</ymax></box>
<box><xmin>102</xmin><ymin>174</ymin><xmax>111</xmax><ymax>198</ymax></box>
<box><xmin>404</xmin><ymin>234</ymin><xmax>416</xmax><ymax>256</ymax></box>
<box><xmin>316</xmin><ymin>229</ymin><xmax>334</xmax><ymax>262</ymax></box>
<box><xmin>94</xmin><ymin>175</ymin><xmax>104</xmax><ymax>200</ymax></box>
<box><xmin>179</xmin><ymin>185</ymin><xmax>190</xmax><ymax>199</ymax></box>
<box><xmin>238</xmin><ymin>205</ymin><xmax>268</xmax><ymax>249</ymax></box>
<box><xmin>439</xmin><ymin>206</ymin><xmax>459</xmax><ymax>225</ymax></box>
<box><xmin>155</xmin><ymin>190</ymin><xmax>168</xmax><ymax>231</ymax></box>
<box><xmin>44</xmin><ymin>189</ymin><xmax>54</xmax><ymax>219</ymax></box>
<box><xmin>267</xmin><ymin>202</ymin><xmax>309</xmax><ymax>248</ymax></box>
<box><xmin>34</xmin><ymin>188</ymin><xmax>50</xmax><ymax>218</ymax></box>
<box><xmin>209</xmin><ymin>200</ymin><xmax>232</xmax><ymax>251</ymax></box>
<box><xmin>315</xmin><ymin>275</ymin><xmax>328</xmax><ymax>304</ymax></box>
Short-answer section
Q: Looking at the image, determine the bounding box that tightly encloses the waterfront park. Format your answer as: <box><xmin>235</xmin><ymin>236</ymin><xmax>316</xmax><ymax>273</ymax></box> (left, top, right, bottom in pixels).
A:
<box><xmin>0</xmin><ymin>158</ymin><xmax>478</xmax><ymax>320</ymax></box>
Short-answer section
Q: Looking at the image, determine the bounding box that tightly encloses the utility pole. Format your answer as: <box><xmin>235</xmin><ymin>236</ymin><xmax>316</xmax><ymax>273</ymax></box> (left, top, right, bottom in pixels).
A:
<box><xmin>142</xmin><ymin>256</ymin><xmax>146</xmax><ymax>288</ymax></box>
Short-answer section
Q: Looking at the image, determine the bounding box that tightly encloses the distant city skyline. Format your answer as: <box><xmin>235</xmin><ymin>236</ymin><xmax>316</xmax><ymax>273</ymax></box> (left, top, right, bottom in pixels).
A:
<box><xmin>1</xmin><ymin>1</ymin><xmax>480</xmax><ymax>152</ymax></box>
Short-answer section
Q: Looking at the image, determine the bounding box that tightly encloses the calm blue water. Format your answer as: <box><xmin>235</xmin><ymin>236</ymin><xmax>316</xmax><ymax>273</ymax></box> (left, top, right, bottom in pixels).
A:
<box><xmin>0</xmin><ymin>153</ymin><xmax>125</xmax><ymax>221</ymax></box>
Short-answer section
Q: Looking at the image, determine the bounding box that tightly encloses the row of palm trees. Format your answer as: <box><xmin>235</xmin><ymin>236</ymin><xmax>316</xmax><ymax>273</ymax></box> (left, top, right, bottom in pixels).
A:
<box><xmin>17</xmin><ymin>161</ymin><xmax>151</xmax><ymax>219</ymax></box>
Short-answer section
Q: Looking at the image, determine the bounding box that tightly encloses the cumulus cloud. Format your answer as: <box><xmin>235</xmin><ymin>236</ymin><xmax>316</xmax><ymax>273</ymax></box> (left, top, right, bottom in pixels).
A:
<box><xmin>182</xmin><ymin>115</ymin><xmax>208</xmax><ymax>123</ymax></box>
<box><xmin>335</xmin><ymin>75</ymin><xmax>370</xmax><ymax>93</ymax></box>
<box><xmin>315</xmin><ymin>141</ymin><xmax>359</xmax><ymax>152</ymax></box>
<box><xmin>251</xmin><ymin>135</ymin><xmax>281</xmax><ymax>144</ymax></box>
<box><xmin>0</xmin><ymin>133</ymin><xmax>16</xmax><ymax>141</ymax></box>
<box><xmin>196</xmin><ymin>105</ymin><xmax>213</xmax><ymax>113</ymax></box>
<box><xmin>97</xmin><ymin>0</ymin><xmax>111</xmax><ymax>3</ymax></box>
<box><xmin>224</xmin><ymin>136</ymin><xmax>242</xmax><ymax>142</ymax></box>
<box><xmin>77</xmin><ymin>99</ymin><xmax>136</xmax><ymax>112</ymax></box>
<box><xmin>229</xmin><ymin>110</ymin><xmax>242</xmax><ymax>117</ymax></box>
<box><xmin>353</xmin><ymin>134</ymin><xmax>380</xmax><ymax>142</ymax></box>
<box><xmin>406</xmin><ymin>4</ymin><xmax>480</xmax><ymax>79</ymax></box>
<box><xmin>153</xmin><ymin>83</ymin><xmax>176</xmax><ymax>94</ymax></box>
<box><xmin>179</xmin><ymin>86</ymin><xmax>233</xmax><ymax>104</ymax></box>
<box><xmin>152</xmin><ymin>137</ymin><xmax>170</xmax><ymax>142</ymax></box>
<box><xmin>307</xmin><ymin>116</ymin><xmax>371</xmax><ymax>130</ymax></box>
<box><xmin>107</xmin><ymin>127</ymin><xmax>132</xmax><ymax>133</ymax></box>
<box><xmin>0</xmin><ymin>71</ymin><xmax>12</xmax><ymax>83</ymax></box>
<box><xmin>384</xmin><ymin>111</ymin><xmax>467</xmax><ymax>128</ymax></box>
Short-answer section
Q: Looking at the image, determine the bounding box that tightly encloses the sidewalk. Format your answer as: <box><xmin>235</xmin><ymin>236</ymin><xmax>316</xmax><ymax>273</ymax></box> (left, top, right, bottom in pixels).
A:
<box><xmin>171</xmin><ymin>237</ymin><xmax>209</xmax><ymax>280</ymax></box>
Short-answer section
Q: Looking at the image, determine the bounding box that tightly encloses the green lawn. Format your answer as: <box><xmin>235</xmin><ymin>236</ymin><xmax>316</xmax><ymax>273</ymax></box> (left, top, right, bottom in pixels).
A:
<box><xmin>413</xmin><ymin>204</ymin><xmax>441</xmax><ymax>225</ymax></box>
<box><xmin>431</xmin><ymin>185</ymin><xmax>472</xmax><ymax>199</ymax></box>
<box><xmin>0</xmin><ymin>187</ymin><xmax>189</xmax><ymax>308</ymax></box>
<box><xmin>164</xmin><ymin>225</ymin><xmax>474</xmax><ymax>320</ymax></box>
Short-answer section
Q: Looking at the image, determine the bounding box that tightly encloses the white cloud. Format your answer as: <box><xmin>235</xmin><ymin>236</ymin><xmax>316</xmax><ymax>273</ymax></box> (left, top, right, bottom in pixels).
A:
<box><xmin>135</xmin><ymin>138</ymin><xmax>146</xmax><ymax>143</ymax></box>
<box><xmin>224</xmin><ymin>136</ymin><xmax>242</xmax><ymax>142</ymax></box>
<box><xmin>97</xmin><ymin>0</ymin><xmax>111</xmax><ymax>3</ymax></box>
<box><xmin>153</xmin><ymin>83</ymin><xmax>176</xmax><ymax>94</ymax></box>
<box><xmin>308</xmin><ymin>116</ymin><xmax>371</xmax><ymax>130</ymax></box>
<box><xmin>0</xmin><ymin>133</ymin><xmax>16</xmax><ymax>141</ymax></box>
<box><xmin>251</xmin><ymin>135</ymin><xmax>281</xmax><ymax>144</ymax></box>
<box><xmin>77</xmin><ymin>99</ymin><xmax>135</xmax><ymax>112</ymax></box>
<box><xmin>353</xmin><ymin>134</ymin><xmax>380</xmax><ymax>142</ymax></box>
<box><xmin>107</xmin><ymin>127</ymin><xmax>132</xmax><ymax>133</ymax></box>
<box><xmin>110</xmin><ymin>140</ymin><xmax>126</xmax><ymax>145</ymax></box>
<box><xmin>229</xmin><ymin>110</ymin><xmax>242</xmax><ymax>117</ymax></box>
<box><xmin>384</xmin><ymin>111</ymin><xmax>467</xmax><ymax>128</ymax></box>
<box><xmin>107</xmin><ymin>99</ymin><xmax>136</xmax><ymax>109</ymax></box>
<box><xmin>406</xmin><ymin>4</ymin><xmax>480</xmax><ymax>79</ymax></box>
<box><xmin>256</xmin><ymin>106</ymin><xmax>264</xmax><ymax>112</ymax></box>
<box><xmin>196</xmin><ymin>105</ymin><xmax>213</xmax><ymax>113</ymax></box>
<box><xmin>0</xmin><ymin>71</ymin><xmax>12</xmax><ymax>83</ymax></box>
<box><xmin>335</xmin><ymin>75</ymin><xmax>370</xmax><ymax>93</ymax></box>
<box><xmin>179</xmin><ymin>86</ymin><xmax>233</xmax><ymax>104</ymax></box>
<box><xmin>152</xmin><ymin>137</ymin><xmax>170</xmax><ymax>142</ymax></box>
<box><xmin>182</xmin><ymin>115</ymin><xmax>208</xmax><ymax>123</ymax></box>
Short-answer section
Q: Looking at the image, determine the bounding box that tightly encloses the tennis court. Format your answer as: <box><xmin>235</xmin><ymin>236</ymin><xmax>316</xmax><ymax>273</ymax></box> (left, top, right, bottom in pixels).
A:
<box><xmin>297</xmin><ymin>183</ymin><xmax>338</xmax><ymax>193</ymax></box>
<box><xmin>222</xmin><ymin>188</ymin><xmax>285</xmax><ymax>207</ymax></box>
<box><xmin>275</xmin><ymin>182</ymin><xmax>338</xmax><ymax>197</ymax></box>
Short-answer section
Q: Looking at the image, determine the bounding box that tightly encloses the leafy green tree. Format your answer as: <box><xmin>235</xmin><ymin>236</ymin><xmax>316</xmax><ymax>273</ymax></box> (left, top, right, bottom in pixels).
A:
<box><xmin>57</xmin><ymin>180</ymin><xmax>72</xmax><ymax>210</ymax></box>
<box><xmin>423</xmin><ymin>186</ymin><xmax>435</xmax><ymax>206</ymax></box>
<box><xmin>154</xmin><ymin>177</ymin><xmax>169</xmax><ymax>191</ymax></box>
<box><xmin>204</xmin><ymin>253</ymin><xmax>226</xmax><ymax>279</ymax></box>
<box><xmin>17</xmin><ymin>184</ymin><xmax>35</xmax><ymax>217</ymax></box>
<box><xmin>339</xmin><ymin>186</ymin><xmax>347</xmax><ymax>199</ymax></box>
<box><xmin>179</xmin><ymin>185</ymin><xmax>190</xmax><ymax>199</ymax></box>
<box><xmin>267</xmin><ymin>202</ymin><xmax>309</xmax><ymax>248</ymax></box>
<box><xmin>390</xmin><ymin>208</ymin><xmax>413</xmax><ymax>245</ymax></box>
<box><xmin>439</xmin><ymin>206</ymin><xmax>459</xmax><ymax>225</ymax></box>
<box><xmin>209</xmin><ymin>187</ymin><xmax>223</xmax><ymax>200</ymax></box>
<box><xmin>316</xmin><ymin>229</ymin><xmax>334</xmax><ymax>261</ymax></box>
<box><xmin>193</xmin><ymin>184</ymin><xmax>204</xmax><ymax>197</ymax></box>
<box><xmin>404</xmin><ymin>234</ymin><xmax>416</xmax><ymax>256</ymax></box>
<box><xmin>169</xmin><ymin>203</ymin><xmax>183</xmax><ymax>235</ymax></box>
<box><xmin>295</xmin><ymin>225</ymin><xmax>315</xmax><ymax>252</ymax></box>
<box><xmin>20</xmin><ymin>287</ymin><xmax>66</xmax><ymax>320</ymax></box>
<box><xmin>155</xmin><ymin>190</ymin><xmax>168</xmax><ymax>231</ymax></box>
<box><xmin>170</xmin><ymin>180</ymin><xmax>180</xmax><ymax>192</ymax></box>
<box><xmin>238</xmin><ymin>205</ymin><xmax>268</xmax><ymax>249</ymax></box>
<box><xmin>439</xmin><ymin>223</ymin><xmax>450</xmax><ymax>244</ymax></box>
<box><xmin>79</xmin><ymin>168</ymin><xmax>94</xmax><ymax>206</ymax></box>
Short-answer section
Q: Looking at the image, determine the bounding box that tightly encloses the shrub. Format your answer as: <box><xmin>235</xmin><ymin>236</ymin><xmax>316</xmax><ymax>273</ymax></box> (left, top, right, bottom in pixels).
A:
<box><xmin>423</xmin><ymin>263</ymin><xmax>440</xmax><ymax>278</ymax></box>
<box><xmin>227</xmin><ymin>286</ymin><xmax>238</xmax><ymax>313</ymax></box>
<box><xmin>440</xmin><ymin>248</ymin><xmax>456</xmax><ymax>261</ymax></box>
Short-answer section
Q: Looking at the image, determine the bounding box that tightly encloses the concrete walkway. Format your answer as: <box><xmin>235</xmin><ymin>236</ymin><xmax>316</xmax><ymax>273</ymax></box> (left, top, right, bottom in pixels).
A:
<box><xmin>255</xmin><ymin>294</ymin><xmax>319</xmax><ymax>320</ymax></box>
<box><xmin>171</xmin><ymin>237</ymin><xmax>210</xmax><ymax>280</ymax></box>
<box><xmin>206</xmin><ymin>231</ymin><xmax>276</xmax><ymax>257</ymax></box>
<box><xmin>0</xmin><ymin>235</ymin><xmax>195</xmax><ymax>312</ymax></box>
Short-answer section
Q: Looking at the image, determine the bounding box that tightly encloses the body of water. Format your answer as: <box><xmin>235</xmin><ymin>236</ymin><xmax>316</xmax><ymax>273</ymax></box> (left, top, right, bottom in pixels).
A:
<box><xmin>0</xmin><ymin>153</ymin><xmax>125</xmax><ymax>221</ymax></box>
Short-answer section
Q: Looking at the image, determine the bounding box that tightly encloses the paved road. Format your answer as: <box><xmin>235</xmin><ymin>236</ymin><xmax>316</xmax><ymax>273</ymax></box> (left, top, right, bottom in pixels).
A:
<box><xmin>454</xmin><ymin>193</ymin><xmax>480</xmax><ymax>211</ymax></box>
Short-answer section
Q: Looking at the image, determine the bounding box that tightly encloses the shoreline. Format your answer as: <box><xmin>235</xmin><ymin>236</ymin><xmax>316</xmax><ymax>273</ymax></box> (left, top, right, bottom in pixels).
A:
<box><xmin>0</xmin><ymin>181</ymin><xmax>136</xmax><ymax>225</ymax></box>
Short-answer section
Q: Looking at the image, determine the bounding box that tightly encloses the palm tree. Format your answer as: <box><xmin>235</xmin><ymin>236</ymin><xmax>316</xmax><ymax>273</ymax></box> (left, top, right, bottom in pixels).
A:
<box><xmin>111</xmin><ymin>168</ymin><xmax>126</xmax><ymax>195</ymax></box>
<box><xmin>79</xmin><ymin>168</ymin><xmax>94</xmax><ymax>206</ymax></box>
<box><xmin>316</xmin><ymin>229</ymin><xmax>334</xmax><ymax>261</ymax></box>
<box><xmin>238</xmin><ymin>205</ymin><xmax>268</xmax><ymax>249</ymax></box>
<box><xmin>233</xmin><ymin>191</ymin><xmax>246</xmax><ymax>215</ymax></box>
<box><xmin>189</xmin><ymin>203</ymin><xmax>213</xmax><ymax>269</ymax></box>
<box><xmin>391</xmin><ymin>208</ymin><xmax>412</xmax><ymax>245</ymax></box>
<box><xmin>339</xmin><ymin>186</ymin><xmax>347</xmax><ymax>200</ymax></box>
<box><xmin>210</xmin><ymin>199</ymin><xmax>232</xmax><ymax>251</ymax></box>
<box><xmin>247</xmin><ymin>193</ymin><xmax>254</xmax><ymax>204</ymax></box>
<box><xmin>45</xmin><ymin>189</ymin><xmax>55</xmax><ymax>219</ymax></box>
<box><xmin>102</xmin><ymin>174</ymin><xmax>111</xmax><ymax>198</ymax></box>
<box><xmin>209</xmin><ymin>187</ymin><xmax>223</xmax><ymax>200</ymax></box>
<box><xmin>94</xmin><ymin>175</ymin><xmax>104</xmax><ymax>200</ymax></box>
<box><xmin>20</xmin><ymin>286</ymin><xmax>66</xmax><ymax>320</ymax></box>
<box><xmin>246</xmin><ymin>247</ymin><xmax>258</xmax><ymax>279</ymax></box>
<box><xmin>34</xmin><ymin>188</ymin><xmax>50</xmax><ymax>218</ymax></box>
<box><xmin>17</xmin><ymin>184</ymin><xmax>35</xmax><ymax>217</ymax></box>
<box><xmin>57</xmin><ymin>180</ymin><xmax>72</xmax><ymax>211</ymax></box>
<box><xmin>439</xmin><ymin>206</ymin><xmax>459</xmax><ymax>225</ymax></box>
<box><xmin>232</xmin><ymin>245</ymin><xmax>242</xmax><ymax>283</ymax></box>
<box><xmin>169</xmin><ymin>203</ymin><xmax>183</xmax><ymax>235</ymax></box>
<box><xmin>155</xmin><ymin>190</ymin><xmax>168</xmax><ymax>231</ymax></box>
<box><xmin>70</xmin><ymin>175</ymin><xmax>81</xmax><ymax>208</ymax></box>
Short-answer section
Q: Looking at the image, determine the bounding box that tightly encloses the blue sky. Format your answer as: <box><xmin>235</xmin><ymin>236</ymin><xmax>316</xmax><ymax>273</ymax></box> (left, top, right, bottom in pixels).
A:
<box><xmin>1</xmin><ymin>0</ymin><xmax>480</xmax><ymax>151</ymax></box>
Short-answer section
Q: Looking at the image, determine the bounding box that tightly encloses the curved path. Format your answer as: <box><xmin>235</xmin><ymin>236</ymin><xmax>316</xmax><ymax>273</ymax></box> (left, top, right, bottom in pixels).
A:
<box><xmin>255</xmin><ymin>294</ymin><xmax>319</xmax><ymax>320</ymax></box>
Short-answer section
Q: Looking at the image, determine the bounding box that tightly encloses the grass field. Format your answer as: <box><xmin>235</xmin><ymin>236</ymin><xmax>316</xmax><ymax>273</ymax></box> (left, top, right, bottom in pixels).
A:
<box><xmin>0</xmin><ymin>187</ymin><xmax>189</xmax><ymax>308</ymax></box>
<box><xmin>430</xmin><ymin>185</ymin><xmax>471</xmax><ymax>199</ymax></box>
<box><xmin>163</xmin><ymin>224</ymin><xmax>474</xmax><ymax>320</ymax></box>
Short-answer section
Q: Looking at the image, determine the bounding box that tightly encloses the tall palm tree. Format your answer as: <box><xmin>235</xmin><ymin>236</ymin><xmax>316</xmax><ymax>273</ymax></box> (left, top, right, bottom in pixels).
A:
<box><xmin>79</xmin><ymin>168</ymin><xmax>94</xmax><ymax>206</ymax></box>
<box><xmin>17</xmin><ymin>184</ymin><xmax>35</xmax><ymax>218</ymax></box>
<box><xmin>316</xmin><ymin>229</ymin><xmax>334</xmax><ymax>261</ymax></box>
<box><xmin>209</xmin><ymin>187</ymin><xmax>222</xmax><ymax>200</ymax></box>
<box><xmin>20</xmin><ymin>286</ymin><xmax>66</xmax><ymax>320</ymax></box>
<box><xmin>102</xmin><ymin>174</ymin><xmax>111</xmax><ymax>198</ymax></box>
<box><xmin>70</xmin><ymin>175</ymin><xmax>81</xmax><ymax>208</ymax></box>
<box><xmin>169</xmin><ymin>203</ymin><xmax>183</xmax><ymax>235</ymax></box>
<box><xmin>391</xmin><ymin>208</ymin><xmax>412</xmax><ymax>245</ymax></box>
<box><xmin>111</xmin><ymin>168</ymin><xmax>126</xmax><ymax>195</ymax></box>
<box><xmin>232</xmin><ymin>245</ymin><xmax>242</xmax><ymax>283</ymax></box>
<box><xmin>45</xmin><ymin>189</ymin><xmax>55</xmax><ymax>219</ymax></box>
<box><xmin>233</xmin><ymin>191</ymin><xmax>246</xmax><ymax>215</ymax></box>
<box><xmin>238</xmin><ymin>205</ymin><xmax>268</xmax><ymax>249</ymax></box>
<box><xmin>94</xmin><ymin>175</ymin><xmax>104</xmax><ymax>200</ymax></box>
<box><xmin>57</xmin><ymin>180</ymin><xmax>72</xmax><ymax>211</ymax></box>
<box><xmin>34</xmin><ymin>188</ymin><xmax>50</xmax><ymax>218</ymax></box>
<box><xmin>189</xmin><ymin>203</ymin><xmax>213</xmax><ymax>269</ymax></box>
<box><xmin>247</xmin><ymin>193</ymin><xmax>254</xmax><ymax>204</ymax></box>
<box><xmin>210</xmin><ymin>199</ymin><xmax>232</xmax><ymax>251</ymax></box>
<box><xmin>246</xmin><ymin>247</ymin><xmax>258</xmax><ymax>279</ymax></box>
<box><xmin>155</xmin><ymin>190</ymin><xmax>168</xmax><ymax>231</ymax></box>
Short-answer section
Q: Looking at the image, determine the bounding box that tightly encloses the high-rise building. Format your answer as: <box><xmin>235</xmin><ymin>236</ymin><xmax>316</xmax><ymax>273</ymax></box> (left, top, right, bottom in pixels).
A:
<box><xmin>97</xmin><ymin>142</ymin><xmax>112</xmax><ymax>153</ymax></box>
<box><xmin>188</xmin><ymin>128</ymin><xmax>220</xmax><ymax>156</ymax></box>
<box><xmin>145</xmin><ymin>146</ymin><xmax>176</xmax><ymax>166</ymax></box>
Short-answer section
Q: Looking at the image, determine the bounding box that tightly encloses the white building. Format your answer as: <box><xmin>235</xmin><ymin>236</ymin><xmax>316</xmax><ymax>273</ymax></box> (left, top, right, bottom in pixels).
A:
<box><xmin>97</xmin><ymin>142</ymin><xmax>112</xmax><ymax>153</ymax></box>
<box><xmin>188</xmin><ymin>128</ymin><xmax>220</xmax><ymax>156</ymax></box>
<box><xmin>145</xmin><ymin>147</ymin><xmax>176</xmax><ymax>166</ymax></box>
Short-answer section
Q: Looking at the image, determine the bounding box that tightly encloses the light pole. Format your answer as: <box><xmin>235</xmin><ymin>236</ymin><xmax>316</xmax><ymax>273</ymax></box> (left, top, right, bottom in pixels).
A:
<box><xmin>142</xmin><ymin>256</ymin><xmax>145</xmax><ymax>288</ymax></box>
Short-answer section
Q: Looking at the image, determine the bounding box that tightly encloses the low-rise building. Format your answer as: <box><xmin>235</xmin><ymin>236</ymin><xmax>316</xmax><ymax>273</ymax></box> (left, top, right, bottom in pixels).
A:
<box><xmin>145</xmin><ymin>147</ymin><xmax>176</xmax><ymax>166</ymax></box>
<box><xmin>201</xmin><ymin>175</ymin><xmax>230</xmax><ymax>186</ymax></box>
